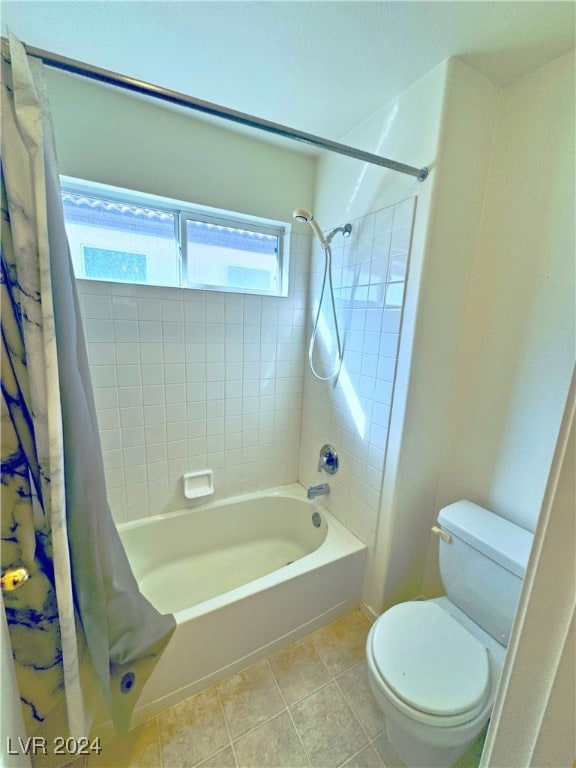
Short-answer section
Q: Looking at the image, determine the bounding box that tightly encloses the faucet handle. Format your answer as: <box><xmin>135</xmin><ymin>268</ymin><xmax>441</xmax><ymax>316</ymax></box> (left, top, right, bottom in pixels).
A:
<box><xmin>318</xmin><ymin>444</ymin><xmax>339</xmax><ymax>475</ymax></box>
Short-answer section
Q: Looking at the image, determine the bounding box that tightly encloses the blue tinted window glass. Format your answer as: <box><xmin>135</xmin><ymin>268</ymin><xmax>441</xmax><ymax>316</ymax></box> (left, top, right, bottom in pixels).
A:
<box><xmin>227</xmin><ymin>266</ymin><xmax>271</xmax><ymax>290</ymax></box>
<box><xmin>84</xmin><ymin>247</ymin><xmax>147</xmax><ymax>282</ymax></box>
<box><xmin>62</xmin><ymin>191</ymin><xmax>179</xmax><ymax>286</ymax></box>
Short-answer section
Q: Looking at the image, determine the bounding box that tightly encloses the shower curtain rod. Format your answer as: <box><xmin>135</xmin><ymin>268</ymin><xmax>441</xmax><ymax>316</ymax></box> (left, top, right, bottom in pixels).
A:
<box><xmin>4</xmin><ymin>38</ymin><xmax>429</xmax><ymax>182</ymax></box>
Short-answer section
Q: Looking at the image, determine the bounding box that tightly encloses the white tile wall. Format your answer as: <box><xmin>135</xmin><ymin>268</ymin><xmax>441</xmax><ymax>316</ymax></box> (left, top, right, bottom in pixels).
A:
<box><xmin>79</xmin><ymin>195</ymin><xmax>415</xmax><ymax>601</ymax></box>
<box><xmin>79</xmin><ymin>233</ymin><xmax>310</xmax><ymax>523</ymax></box>
<box><xmin>298</xmin><ymin>198</ymin><xmax>416</xmax><ymax>595</ymax></box>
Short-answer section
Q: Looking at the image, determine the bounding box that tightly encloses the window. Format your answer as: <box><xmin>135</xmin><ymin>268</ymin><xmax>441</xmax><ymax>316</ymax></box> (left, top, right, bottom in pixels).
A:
<box><xmin>185</xmin><ymin>216</ymin><xmax>281</xmax><ymax>294</ymax></box>
<box><xmin>61</xmin><ymin>177</ymin><xmax>289</xmax><ymax>296</ymax></box>
<box><xmin>83</xmin><ymin>247</ymin><xmax>148</xmax><ymax>283</ymax></box>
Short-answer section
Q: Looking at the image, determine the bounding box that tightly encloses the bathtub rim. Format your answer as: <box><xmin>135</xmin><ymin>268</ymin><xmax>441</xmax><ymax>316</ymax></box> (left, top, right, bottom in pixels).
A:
<box><xmin>117</xmin><ymin>481</ymin><xmax>327</xmax><ymax>533</ymax></box>
<box><xmin>118</xmin><ymin>482</ymin><xmax>366</xmax><ymax>625</ymax></box>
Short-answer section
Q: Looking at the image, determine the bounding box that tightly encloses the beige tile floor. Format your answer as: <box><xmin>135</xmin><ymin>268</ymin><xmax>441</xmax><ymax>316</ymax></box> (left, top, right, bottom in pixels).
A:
<box><xmin>73</xmin><ymin>609</ymin><xmax>409</xmax><ymax>768</ymax></box>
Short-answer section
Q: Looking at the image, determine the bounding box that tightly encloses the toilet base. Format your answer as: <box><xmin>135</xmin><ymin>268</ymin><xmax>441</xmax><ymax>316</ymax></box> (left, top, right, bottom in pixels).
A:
<box><xmin>367</xmin><ymin>648</ymin><xmax>491</xmax><ymax>768</ymax></box>
<box><xmin>385</xmin><ymin>714</ymin><xmax>477</xmax><ymax>768</ymax></box>
<box><xmin>366</xmin><ymin>597</ymin><xmax>506</xmax><ymax>768</ymax></box>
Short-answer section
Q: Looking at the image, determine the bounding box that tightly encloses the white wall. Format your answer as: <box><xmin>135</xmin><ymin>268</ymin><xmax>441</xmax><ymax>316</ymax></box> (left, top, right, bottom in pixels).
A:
<box><xmin>481</xmin><ymin>372</ymin><xmax>575</xmax><ymax>768</ymax></box>
<box><xmin>302</xmin><ymin>61</ymin><xmax>449</xmax><ymax>606</ymax></box>
<box><xmin>436</xmin><ymin>49</ymin><xmax>575</xmax><ymax>533</ymax></box>
<box><xmin>299</xmin><ymin>197</ymin><xmax>416</xmax><ymax>549</ymax></box>
<box><xmin>423</xmin><ymin>48</ymin><xmax>575</xmax><ymax>597</ymax></box>
<box><xmin>379</xmin><ymin>50</ymin><xmax>574</xmax><ymax>611</ymax></box>
<box><xmin>374</xmin><ymin>58</ymin><xmax>502</xmax><ymax>612</ymax></box>
<box><xmin>77</xmin><ymin>250</ymin><xmax>309</xmax><ymax>522</ymax></box>
<box><xmin>45</xmin><ymin>69</ymin><xmax>316</xmax><ymax>223</ymax></box>
<box><xmin>45</xmin><ymin>71</ymin><xmax>317</xmax><ymax>522</ymax></box>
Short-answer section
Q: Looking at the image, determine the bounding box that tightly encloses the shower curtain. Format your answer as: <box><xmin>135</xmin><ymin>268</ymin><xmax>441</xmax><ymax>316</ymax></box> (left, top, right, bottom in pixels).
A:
<box><xmin>1</xmin><ymin>33</ymin><xmax>175</xmax><ymax>748</ymax></box>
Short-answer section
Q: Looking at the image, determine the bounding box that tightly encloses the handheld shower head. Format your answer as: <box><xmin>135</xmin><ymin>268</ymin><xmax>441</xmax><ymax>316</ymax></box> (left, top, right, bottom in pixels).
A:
<box><xmin>292</xmin><ymin>208</ymin><xmax>313</xmax><ymax>223</ymax></box>
<box><xmin>293</xmin><ymin>208</ymin><xmax>350</xmax><ymax>382</ymax></box>
<box><xmin>292</xmin><ymin>208</ymin><xmax>327</xmax><ymax>246</ymax></box>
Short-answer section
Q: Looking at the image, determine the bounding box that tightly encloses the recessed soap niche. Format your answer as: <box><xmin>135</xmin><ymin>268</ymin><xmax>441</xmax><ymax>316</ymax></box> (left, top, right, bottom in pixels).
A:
<box><xmin>183</xmin><ymin>470</ymin><xmax>214</xmax><ymax>499</ymax></box>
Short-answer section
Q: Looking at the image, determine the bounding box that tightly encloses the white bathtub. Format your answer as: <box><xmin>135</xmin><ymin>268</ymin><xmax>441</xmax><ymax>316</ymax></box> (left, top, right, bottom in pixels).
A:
<box><xmin>119</xmin><ymin>483</ymin><xmax>367</xmax><ymax>722</ymax></box>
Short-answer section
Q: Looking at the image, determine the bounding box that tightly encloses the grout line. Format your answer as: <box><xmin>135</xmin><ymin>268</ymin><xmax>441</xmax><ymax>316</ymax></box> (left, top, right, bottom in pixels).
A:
<box><xmin>155</xmin><ymin>611</ymin><xmax>373</xmax><ymax>768</ymax></box>
<box><xmin>308</xmin><ymin>623</ymin><xmax>344</xmax><ymax>680</ymax></box>
<box><xmin>333</xmin><ymin>671</ymin><xmax>374</xmax><ymax>751</ymax></box>
<box><xmin>336</xmin><ymin>743</ymin><xmax>373</xmax><ymax>768</ymax></box>
<box><xmin>265</xmin><ymin>655</ymin><xmax>289</xmax><ymax>707</ymax></box>
<box><xmin>214</xmin><ymin>683</ymin><xmax>238</xmax><ymax>768</ymax></box>
<box><xmin>152</xmin><ymin>715</ymin><xmax>164</xmax><ymax>768</ymax></box>
<box><xmin>284</xmin><ymin>708</ymin><xmax>314</xmax><ymax>768</ymax></box>
<box><xmin>266</xmin><ymin>658</ymin><xmax>313</xmax><ymax>768</ymax></box>
<box><xmin>217</xmin><ymin>657</ymin><xmax>313</xmax><ymax>767</ymax></box>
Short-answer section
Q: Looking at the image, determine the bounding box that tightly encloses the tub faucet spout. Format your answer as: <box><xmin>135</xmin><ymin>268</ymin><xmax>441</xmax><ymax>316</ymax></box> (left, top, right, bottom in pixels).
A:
<box><xmin>307</xmin><ymin>483</ymin><xmax>330</xmax><ymax>500</ymax></box>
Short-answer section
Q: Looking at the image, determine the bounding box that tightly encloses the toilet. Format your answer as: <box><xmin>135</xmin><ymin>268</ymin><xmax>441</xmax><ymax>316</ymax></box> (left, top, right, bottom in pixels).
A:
<box><xmin>366</xmin><ymin>500</ymin><xmax>534</xmax><ymax>768</ymax></box>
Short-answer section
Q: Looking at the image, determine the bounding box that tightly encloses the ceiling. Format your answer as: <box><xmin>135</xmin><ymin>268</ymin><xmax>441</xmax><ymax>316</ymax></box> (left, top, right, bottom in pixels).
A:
<box><xmin>2</xmin><ymin>1</ymin><xmax>575</xmax><ymax>144</ymax></box>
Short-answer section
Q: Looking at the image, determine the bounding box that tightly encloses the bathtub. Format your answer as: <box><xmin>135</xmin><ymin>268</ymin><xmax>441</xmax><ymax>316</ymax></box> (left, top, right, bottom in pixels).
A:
<box><xmin>118</xmin><ymin>483</ymin><xmax>367</xmax><ymax>723</ymax></box>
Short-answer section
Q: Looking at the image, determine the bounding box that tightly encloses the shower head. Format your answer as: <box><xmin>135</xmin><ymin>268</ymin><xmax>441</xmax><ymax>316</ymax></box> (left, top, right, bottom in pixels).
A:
<box><xmin>292</xmin><ymin>208</ymin><xmax>327</xmax><ymax>246</ymax></box>
<box><xmin>293</xmin><ymin>209</ymin><xmax>352</xmax><ymax>248</ymax></box>
<box><xmin>292</xmin><ymin>208</ymin><xmax>313</xmax><ymax>224</ymax></box>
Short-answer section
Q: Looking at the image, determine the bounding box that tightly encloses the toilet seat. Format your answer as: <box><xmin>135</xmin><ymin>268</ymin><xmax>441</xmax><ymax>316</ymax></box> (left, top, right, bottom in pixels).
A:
<box><xmin>369</xmin><ymin>602</ymin><xmax>490</xmax><ymax>723</ymax></box>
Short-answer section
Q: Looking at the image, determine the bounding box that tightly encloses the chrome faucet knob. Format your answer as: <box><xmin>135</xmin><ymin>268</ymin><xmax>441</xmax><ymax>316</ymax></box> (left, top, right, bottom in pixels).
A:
<box><xmin>318</xmin><ymin>444</ymin><xmax>339</xmax><ymax>475</ymax></box>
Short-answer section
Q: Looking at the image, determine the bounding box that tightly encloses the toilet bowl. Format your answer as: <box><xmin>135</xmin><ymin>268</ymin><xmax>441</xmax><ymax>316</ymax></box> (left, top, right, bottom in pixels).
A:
<box><xmin>366</xmin><ymin>599</ymin><xmax>499</xmax><ymax>767</ymax></box>
<box><xmin>365</xmin><ymin>501</ymin><xmax>533</xmax><ymax>768</ymax></box>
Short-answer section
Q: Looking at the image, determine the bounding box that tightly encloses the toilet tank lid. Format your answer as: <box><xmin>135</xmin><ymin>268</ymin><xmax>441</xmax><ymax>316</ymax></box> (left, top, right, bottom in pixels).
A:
<box><xmin>438</xmin><ymin>500</ymin><xmax>534</xmax><ymax>578</ymax></box>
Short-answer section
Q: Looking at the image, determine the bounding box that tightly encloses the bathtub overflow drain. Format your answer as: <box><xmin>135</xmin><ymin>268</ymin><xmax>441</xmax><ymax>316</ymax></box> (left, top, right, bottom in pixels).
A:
<box><xmin>120</xmin><ymin>672</ymin><xmax>136</xmax><ymax>694</ymax></box>
<box><xmin>311</xmin><ymin>512</ymin><xmax>322</xmax><ymax>528</ymax></box>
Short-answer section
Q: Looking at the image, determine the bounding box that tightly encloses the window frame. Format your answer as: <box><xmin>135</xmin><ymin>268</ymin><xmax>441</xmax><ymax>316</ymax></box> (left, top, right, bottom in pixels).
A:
<box><xmin>181</xmin><ymin>210</ymin><xmax>286</xmax><ymax>296</ymax></box>
<box><xmin>60</xmin><ymin>176</ymin><xmax>290</xmax><ymax>297</ymax></box>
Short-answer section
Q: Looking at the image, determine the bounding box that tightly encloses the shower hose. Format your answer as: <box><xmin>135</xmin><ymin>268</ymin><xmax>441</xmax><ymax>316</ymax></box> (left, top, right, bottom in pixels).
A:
<box><xmin>308</xmin><ymin>243</ymin><xmax>343</xmax><ymax>382</ymax></box>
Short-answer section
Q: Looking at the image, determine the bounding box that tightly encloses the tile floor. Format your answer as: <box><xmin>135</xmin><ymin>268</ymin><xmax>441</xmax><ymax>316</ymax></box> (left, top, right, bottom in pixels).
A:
<box><xmin>69</xmin><ymin>609</ymin><xmax>486</xmax><ymax>768</ymax></box>
<box><xmin>71</xmin><ymin>609</ymin><xmax>407</xmax><ymax>768</ymax></box>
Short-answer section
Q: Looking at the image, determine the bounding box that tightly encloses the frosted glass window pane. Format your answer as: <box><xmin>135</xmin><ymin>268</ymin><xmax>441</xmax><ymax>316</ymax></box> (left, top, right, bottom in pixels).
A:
<box><xmin>61</xmin><ymin>179</ymin><xmax>287</xmax><ymax>296</ymax></box>
<box><xmin>62</xmin><ymin>192</ymin><xmax>179</xmax><ymax>286</ymax></box>
<box><xmin>186</xmin><ymin>220</ymin><xmax>279</xmax><ymax>293</ymax></box>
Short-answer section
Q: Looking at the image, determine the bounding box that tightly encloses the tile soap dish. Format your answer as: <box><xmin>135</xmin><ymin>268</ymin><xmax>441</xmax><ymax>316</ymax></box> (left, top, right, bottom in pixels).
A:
<box><xmin>183</xmin><ymin>470</ymin><xmax>214</xmax><ymax>499</ymax></box>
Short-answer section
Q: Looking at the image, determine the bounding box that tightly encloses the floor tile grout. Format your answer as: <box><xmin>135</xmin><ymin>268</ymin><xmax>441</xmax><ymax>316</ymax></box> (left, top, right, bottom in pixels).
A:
<box><xmin>215</xmin><ymin>682</ymin><xmax>238</xmax><ymax>768</ymax></box>
<box><xmin>333</xmin><ymin>666</ymin><xmax>381</xmax><ymax>743</ymax></box>
<box><xmin>156</xmin><ymin>609</ymin><xmax>378</xmax><ymax>768</ymax></box>
<box><xmin>105</xmin><ymin>596</ymin><xmax>463</xmax><ymax>768</ymax></box>
<box><xmin>153</xmin><ymin>716</ymin><xmax>164</xmax><ymax>768</ymax></box>
<box><xmin>265</xmin><ymin>657</ymin><xmax>313</xmax><ymax>768</ymax></box>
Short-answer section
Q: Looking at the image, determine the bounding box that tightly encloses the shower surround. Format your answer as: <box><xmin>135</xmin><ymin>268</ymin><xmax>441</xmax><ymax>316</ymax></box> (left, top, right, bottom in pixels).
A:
<box><xmin>78</xmin><ymin>233</ymin><xmax>309</xmax><ymax>524</ymax></box>
<box><xmin>299</xmin><ymin>198</ymin><xmax>415</xmax><ymax>596</ymax></box>
<box><xmin>77</xmin><ymin>197</ymin><xmax>415</xmax><ymax>606</ymax></box>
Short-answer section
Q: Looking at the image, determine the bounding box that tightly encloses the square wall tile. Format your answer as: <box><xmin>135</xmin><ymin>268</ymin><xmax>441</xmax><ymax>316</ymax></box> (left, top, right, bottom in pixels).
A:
<box><xmin>299</xmin><ymin>199</ymin><xmax>415</xmax><ymax>573</ymax></box>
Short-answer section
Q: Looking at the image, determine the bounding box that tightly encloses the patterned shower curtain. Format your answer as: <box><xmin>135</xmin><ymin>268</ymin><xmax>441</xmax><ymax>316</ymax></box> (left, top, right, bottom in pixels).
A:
<box><xmin>1</xmin><ymin>34</ymin><xmax>175</xmax><ymax>750</ymax></box>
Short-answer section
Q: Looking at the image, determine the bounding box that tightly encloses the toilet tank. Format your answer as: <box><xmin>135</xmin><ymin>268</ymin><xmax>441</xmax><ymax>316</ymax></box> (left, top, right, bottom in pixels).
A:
<box><xmin>437</xmin><ymin>500</ymin><xmax>534</xmax><ymax>646</ymax></box>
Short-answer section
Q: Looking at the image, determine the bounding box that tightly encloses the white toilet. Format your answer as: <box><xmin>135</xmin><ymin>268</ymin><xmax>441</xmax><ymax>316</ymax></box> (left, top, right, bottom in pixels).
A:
<box><xmin>366</xmin><ymin>500</ymin><xmax>534</xmax><ymax>768</ymax></box>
